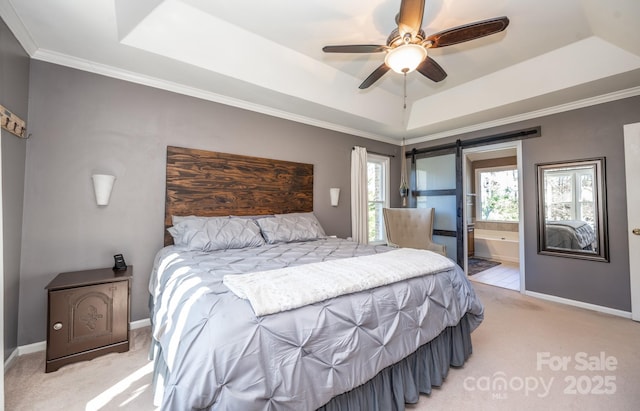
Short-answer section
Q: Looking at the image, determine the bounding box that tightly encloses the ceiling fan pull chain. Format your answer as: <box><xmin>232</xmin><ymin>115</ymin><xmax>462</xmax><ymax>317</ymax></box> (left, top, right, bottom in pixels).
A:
<box><xmin>403</xmin><ymin>72</ymin><xmax>407</xmax><ymax>109</ymax></box>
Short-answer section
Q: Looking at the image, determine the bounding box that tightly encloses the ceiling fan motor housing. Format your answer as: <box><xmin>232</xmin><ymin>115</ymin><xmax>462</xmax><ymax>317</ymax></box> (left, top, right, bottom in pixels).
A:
<box><xmin>386</xmin><ymin>28</ymin><xmax>427</xmax><ymax>48</ymax></box>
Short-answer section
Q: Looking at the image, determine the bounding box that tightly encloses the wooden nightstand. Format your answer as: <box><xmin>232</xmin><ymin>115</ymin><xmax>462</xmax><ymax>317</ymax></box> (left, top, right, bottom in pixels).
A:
<box><xmin>45</xmin><ymin>266</ymin><xmax>132</xmax><ymax>373</ymax></box>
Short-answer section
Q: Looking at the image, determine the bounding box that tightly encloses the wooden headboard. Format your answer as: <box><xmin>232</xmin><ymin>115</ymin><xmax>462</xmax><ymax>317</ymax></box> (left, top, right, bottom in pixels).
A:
<box><xmin>164</xmin><ymin>146</ymin><xmax>314</xmax><ymax>246</ymax></box>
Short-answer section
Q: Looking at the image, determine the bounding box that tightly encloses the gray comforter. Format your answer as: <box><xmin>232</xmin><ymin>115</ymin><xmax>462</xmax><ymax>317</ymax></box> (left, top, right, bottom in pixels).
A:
<box><xmin>546</xmin><ymin>220</ymin><xmax>595</xmax><ymax>249</ymax></box>
<box><xmin>149</xmin><ymin>238</ymin><xmax>484</xmax><ymax>410</ymax></box>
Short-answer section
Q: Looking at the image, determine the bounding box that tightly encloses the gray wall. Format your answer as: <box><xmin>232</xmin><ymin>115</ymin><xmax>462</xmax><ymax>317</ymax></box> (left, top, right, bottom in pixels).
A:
<box><xmin>409</xmin><ymin>96</ymin><xmax>640</xmax><ymax>311</ymax></box>
<box><xmin>522</xmin><ymin>98</ymin><xmax>635</xmax><ymax>310</ymax></box>
<box><xmin>19</xmin><ymin>60</ymin><xmax>401</xmax><ymax>345</ymax></box>
<box><xmin>0</xmin><ymin>18</ymin><xmax>29</xmax><ymax>360</ymax></box>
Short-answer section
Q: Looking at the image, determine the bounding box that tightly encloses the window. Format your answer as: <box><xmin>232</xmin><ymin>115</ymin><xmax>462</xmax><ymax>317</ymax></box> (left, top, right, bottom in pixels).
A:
<box><xmin>367</xmin><ymin>154</ymin><xmax>390</xmax><ymax>244</ymax></box>
<box><xmin>476</xmin><ymin>166</ymin><xmax>519</xmax><ymax>222</ymax></box>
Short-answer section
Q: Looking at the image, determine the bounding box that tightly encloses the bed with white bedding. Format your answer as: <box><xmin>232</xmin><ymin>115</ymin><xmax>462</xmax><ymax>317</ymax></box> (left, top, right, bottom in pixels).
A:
<box><xmin>149</xmin><ymin>147</ymin><xmax>484</xmax><ymax>410</ymax></box>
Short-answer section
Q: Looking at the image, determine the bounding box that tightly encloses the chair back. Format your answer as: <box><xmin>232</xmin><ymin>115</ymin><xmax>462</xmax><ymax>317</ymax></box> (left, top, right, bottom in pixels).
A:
<box><xmin>383</xmin><ymin>207</ymin><xmax>446</xmax><ymax>256</ymax></box>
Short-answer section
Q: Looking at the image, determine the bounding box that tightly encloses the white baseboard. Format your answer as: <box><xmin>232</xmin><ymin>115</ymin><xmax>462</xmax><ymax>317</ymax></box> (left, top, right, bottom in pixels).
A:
<box><xmin>16</xmin><ymin>340</ymin><xmax>46</xmax><ymax>356</ymax></box>
<box><xmin>130</xmin><ymin>318</ymin><xmax>151</xmax><ymax>329</ymax></box>
<box><xmin>525</xmin><ymin>291</ymin><xmax>632</xmax><ymax>319</ymax></box>
<box><xmin>4</xmin><ymin>348</ymin><xmax>19</xmax><ymax>372</ymax></box>
<box><xmin>4</xmin><ymin>318</ymin><xmax>151</xmax><ymax>371</ymax></box>
<box><xmin>4</xmin><ymin>340</ymin><xmax>45</xmax><ymax>372</ymax></box>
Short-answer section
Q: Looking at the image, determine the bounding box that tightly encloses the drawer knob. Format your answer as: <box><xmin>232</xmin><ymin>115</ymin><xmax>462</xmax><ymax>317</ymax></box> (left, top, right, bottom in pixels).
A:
<box><xmin>52</xmin><ymin>322</ymin><xmax>63</xmax><ymax>331</ymax></box>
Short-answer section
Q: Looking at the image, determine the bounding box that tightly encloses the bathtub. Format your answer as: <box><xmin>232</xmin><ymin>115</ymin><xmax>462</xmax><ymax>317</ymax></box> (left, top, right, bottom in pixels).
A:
<box><xmin>473</xmin><ymin>229</ymin><xmax>520</xmax><ymax>263</ymax></box>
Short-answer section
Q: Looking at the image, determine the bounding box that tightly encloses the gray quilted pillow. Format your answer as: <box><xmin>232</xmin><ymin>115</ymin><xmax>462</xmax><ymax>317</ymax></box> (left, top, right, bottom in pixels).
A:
<box><xmin>257</xmin><ymin>212</ymin><xmax>326</xmax><ymax>244</ymax></box>
<box><xmin>168</xmin><ymin>216</ymin><xmax>265</xmax><ymax>251</ymax></box>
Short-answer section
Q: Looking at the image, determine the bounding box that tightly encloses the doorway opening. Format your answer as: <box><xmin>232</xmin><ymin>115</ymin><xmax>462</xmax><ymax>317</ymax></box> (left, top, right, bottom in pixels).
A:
<box><xmin>463</xmin><ymin>141</ymin><xmax>524</xmax><ymax>292</ymax></box>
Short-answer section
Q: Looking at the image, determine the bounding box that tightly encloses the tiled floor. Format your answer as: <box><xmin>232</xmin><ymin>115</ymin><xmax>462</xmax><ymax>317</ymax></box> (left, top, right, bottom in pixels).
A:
<box><xmin>468</xmin><ymin>260</ymin><xmax>520</xmax><ymax>291</ymax></box>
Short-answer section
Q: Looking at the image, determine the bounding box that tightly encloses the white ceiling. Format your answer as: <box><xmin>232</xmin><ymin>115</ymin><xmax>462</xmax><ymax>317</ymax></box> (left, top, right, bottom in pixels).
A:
<box><xmin>2</xmin><ymin>0</ymin><xmax>640</xmax><ymax>145</ymax></box>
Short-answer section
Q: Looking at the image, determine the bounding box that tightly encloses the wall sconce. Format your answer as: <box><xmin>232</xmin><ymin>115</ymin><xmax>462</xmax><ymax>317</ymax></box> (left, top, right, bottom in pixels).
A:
<box><xmin>92</xmin><ymin>174</ymin><xmax>116</xmax><ymax>206</ymax></box>
<box><xmin>330</xmin><ymin>188</ymin><xmax>340</xmax><ymax>207</ymax></box>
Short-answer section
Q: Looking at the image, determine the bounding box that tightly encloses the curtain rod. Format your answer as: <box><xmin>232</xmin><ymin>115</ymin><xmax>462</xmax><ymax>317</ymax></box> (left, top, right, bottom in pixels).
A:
<box><xmin>352</xmin><ymin>146</ymin><xmax>395</xmax><ymax>158</ymax></box>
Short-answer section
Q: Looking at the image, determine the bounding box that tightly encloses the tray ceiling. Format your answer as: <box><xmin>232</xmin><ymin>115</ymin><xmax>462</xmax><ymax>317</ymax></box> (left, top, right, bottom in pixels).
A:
<box><xmin>2</xmin><ymin>0</ymin><xmax>639</xmax><ymax>144</ymax></box>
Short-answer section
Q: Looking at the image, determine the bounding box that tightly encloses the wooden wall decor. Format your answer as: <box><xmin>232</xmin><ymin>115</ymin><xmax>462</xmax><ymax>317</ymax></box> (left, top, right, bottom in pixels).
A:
<box><xmin>164</xmin><ymin>146</ymin><xmax>314</xmax><ymax>246</ymax></box>
<box><xmin>0</xmin><ymin>104</ymin><xmax>28</xmax><ymax>138</ymax></box>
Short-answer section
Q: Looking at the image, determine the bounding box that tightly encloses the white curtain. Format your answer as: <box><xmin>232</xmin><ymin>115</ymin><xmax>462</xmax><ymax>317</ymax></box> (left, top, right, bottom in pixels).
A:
<box><xmin>351</xmin><ymin>146</ymin><xmax>368</xmax><ymax>244</ymax></box>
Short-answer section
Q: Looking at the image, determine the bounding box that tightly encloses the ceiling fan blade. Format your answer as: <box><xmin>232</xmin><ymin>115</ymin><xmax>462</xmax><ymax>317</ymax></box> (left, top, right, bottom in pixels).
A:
<box><xmin>397</xmin><ymin>0</ymin><xmax>425</xmax><ymax>37</ymax></box>
<box><xmin>416</xmin><ymin>57</ymin><xmax>447</xmax><ymax>82</ymax></box>
<box><xmin>426</xmin><ymin>16</ymin><xmax>509</xmax><ymax>48</ymax></box>
<box><xmin>322</xmin><ymin>45</ymin><xmax>387</xmax><ymax>53</ymax></box>
<box><xmin>359</xmin><ymin>64</ymin><xmax>391</xmax><ymax>89</ymax></box>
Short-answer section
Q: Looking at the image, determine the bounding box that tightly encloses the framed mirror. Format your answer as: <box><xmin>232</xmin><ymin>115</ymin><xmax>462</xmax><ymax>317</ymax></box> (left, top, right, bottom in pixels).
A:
<box><xmin>536</xmin><ymin>158</ymin><xmax>609</xmax><ymax>262</ymax></box>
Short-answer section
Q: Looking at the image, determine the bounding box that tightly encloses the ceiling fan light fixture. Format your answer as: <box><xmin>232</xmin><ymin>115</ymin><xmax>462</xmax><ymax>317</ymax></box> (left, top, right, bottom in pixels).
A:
<box><xmin>384</xmin><ymin>44</ymin><xmax>427</xmax><ymax>74</ymax></box>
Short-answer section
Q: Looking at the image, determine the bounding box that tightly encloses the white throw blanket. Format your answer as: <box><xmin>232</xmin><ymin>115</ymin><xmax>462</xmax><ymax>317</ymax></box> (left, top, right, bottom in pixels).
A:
<box><xmin>223</xmin><ymin>248</ymin><xmax>455</xmax><ymax>316</ymax></box>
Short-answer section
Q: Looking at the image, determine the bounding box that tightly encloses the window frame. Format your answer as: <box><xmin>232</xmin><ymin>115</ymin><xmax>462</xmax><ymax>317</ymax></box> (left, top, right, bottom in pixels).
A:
<box><xmin>367</xmin><ymin>154</ymin><xmax>390</xmax><ymax>245</ymax></box>
<box><xmin>475</xmin><ymin>165</ymin><xmax>519</xmax><ymax>223</ymax></box>
<box><xmin>543</xmin><ymin>167</ymin><xmax>595</xmax><ymax>226</ymax></box>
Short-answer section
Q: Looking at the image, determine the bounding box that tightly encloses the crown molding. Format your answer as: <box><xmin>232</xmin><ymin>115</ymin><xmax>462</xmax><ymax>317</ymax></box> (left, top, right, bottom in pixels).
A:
<box><xmin>31</xmin><ymin>49</ymin><xmax>398</xmax><ymax>145</ymax></box>
<box><xmin>407</xmin><ymin>86</ymin><xmax>640</xmax><ymax>145</ymax></box>
<box><xmin>10</xmin><ymin>36</ymin><xmax>640</xmax><ymax>148</ymax></box>
<box><xmin>0</xmin><ymin>0</ymin><xmax>38</xmax><ymax>54</ymax></box>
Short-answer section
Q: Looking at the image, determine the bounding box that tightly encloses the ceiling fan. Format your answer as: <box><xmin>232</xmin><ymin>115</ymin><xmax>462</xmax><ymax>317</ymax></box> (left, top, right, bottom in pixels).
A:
<box><xmin>322</xmin><ymin>0</ymin><xmax>509</xmax><ymax>89</ymax></box>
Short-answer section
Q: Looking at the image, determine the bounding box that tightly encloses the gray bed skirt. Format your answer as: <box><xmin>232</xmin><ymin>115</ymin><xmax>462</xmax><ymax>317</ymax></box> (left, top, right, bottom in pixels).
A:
<box><xmin>151</xmin><ymin>312</ymin><xmax>473</xmax><ymax>410</ymax></box>
<box><xmin>317</xmin><ymin>312</ymin><xmax>474</xmax><ymax>411</ymax></box>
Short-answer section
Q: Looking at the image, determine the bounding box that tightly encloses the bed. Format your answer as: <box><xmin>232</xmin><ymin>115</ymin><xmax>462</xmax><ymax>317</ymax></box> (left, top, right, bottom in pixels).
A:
<box><xmin>149</xmin><ymin>146</ymin><xmax>484</xmax><ymax>410</ymax></box>
<box><xmin>545</xmin><ymin>220</ymin><xmax>596</xmax><ymax>250</ymax></box>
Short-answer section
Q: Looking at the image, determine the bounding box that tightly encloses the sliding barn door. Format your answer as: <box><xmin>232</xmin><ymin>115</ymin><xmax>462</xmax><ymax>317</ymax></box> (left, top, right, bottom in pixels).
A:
<box><xmin>410</xmin><ymin>147</ymin><xmax>463</xmax><ymax>265</ymax></box>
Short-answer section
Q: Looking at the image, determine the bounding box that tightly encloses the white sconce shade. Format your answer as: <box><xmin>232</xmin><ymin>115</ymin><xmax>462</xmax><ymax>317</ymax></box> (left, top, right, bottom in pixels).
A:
<box><xmin>330</xmin><ymin>188</ymin><xmax>340</xmax><ymax>207</ymax></box>
<box><xmin>92</xmin><ymin>174</ymin><xmax>116</xmax><ymax>206</ymax></box>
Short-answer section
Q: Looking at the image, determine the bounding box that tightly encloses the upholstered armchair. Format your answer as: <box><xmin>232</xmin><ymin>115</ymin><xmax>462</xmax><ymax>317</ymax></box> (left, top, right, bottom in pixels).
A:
<box><xmin>383</xmin><ymin>207</ymin><xmax>447</xmax><ymax>256</ymax></box>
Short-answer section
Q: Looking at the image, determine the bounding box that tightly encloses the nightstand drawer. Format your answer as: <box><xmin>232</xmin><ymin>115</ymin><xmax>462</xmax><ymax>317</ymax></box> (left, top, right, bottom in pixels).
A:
<box><xmin>47</xmin><ymin>280</ymin><xmax>128</xmax><ymax>360</ymax></box>
<box><xmin>45</xmin><ymin>266</ymin><xmax>132</xmax><ymax>372</ymax></box>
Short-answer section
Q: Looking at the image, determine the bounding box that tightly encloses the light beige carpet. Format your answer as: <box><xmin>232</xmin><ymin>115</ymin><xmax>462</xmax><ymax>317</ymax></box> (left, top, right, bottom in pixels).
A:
<box><xmin>6</xmin><ymin>282</ymin><xmax>640</xmax><ymax>410</ymax></box>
